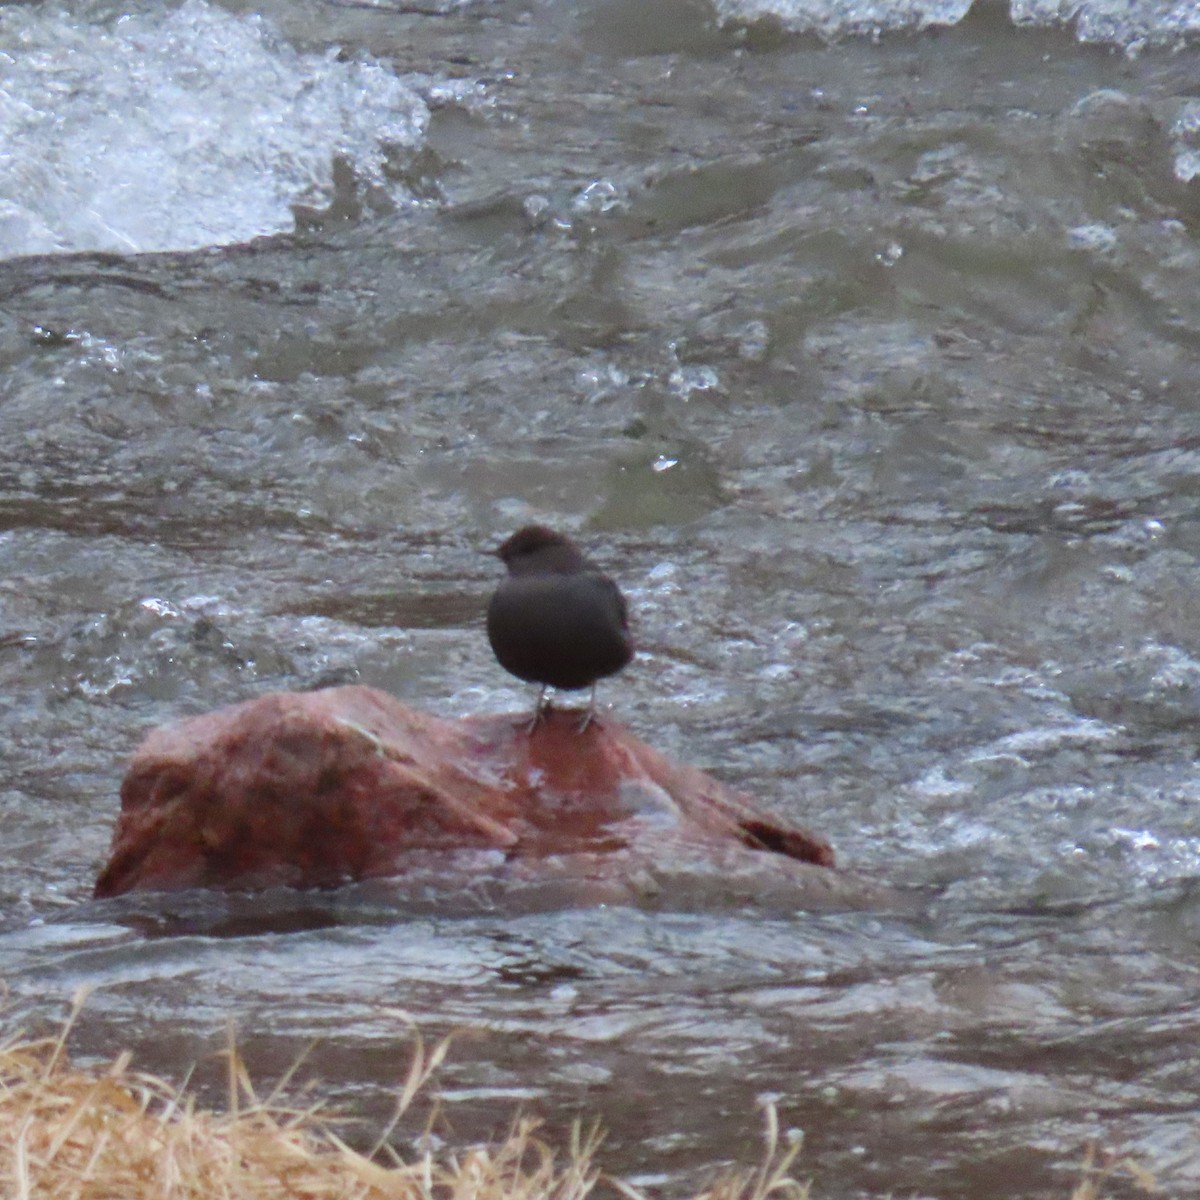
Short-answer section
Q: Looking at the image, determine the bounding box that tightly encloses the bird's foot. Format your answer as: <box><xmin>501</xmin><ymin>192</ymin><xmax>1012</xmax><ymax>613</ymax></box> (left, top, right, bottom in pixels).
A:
<box><xmin>574</xmin><ymin>684</ymin><xmax>599</xmax><ymax>734</ymax></box>
<box><xmin>522</xmin><ymin>686</ymin><xmax>551</xmax><ymax>734</ymax></box>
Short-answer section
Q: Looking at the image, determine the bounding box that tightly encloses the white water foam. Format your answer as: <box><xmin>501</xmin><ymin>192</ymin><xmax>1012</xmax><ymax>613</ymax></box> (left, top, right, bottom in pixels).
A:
<box><xmin>1012</xmin><ymin>0</ymin><xmax>1200</xmax><ymax>48</ymax></box>
<box><xmin>0</xmin><ymin>0</ymin><xmax>429</xmax><ymax>258</ymax></box>
<box><xmin>715</xmin><ymin>0</ymin><xmax>1200</xmax><ymax>46</ymax></box>
<box><xmin>715</xmin><ymin>0</ymin><xmax>971</xmax><ymax>38</ymax></box>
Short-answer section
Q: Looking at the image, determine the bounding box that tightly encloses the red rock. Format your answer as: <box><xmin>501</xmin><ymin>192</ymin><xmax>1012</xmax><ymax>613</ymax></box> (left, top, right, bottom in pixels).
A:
<box><xmin>93</xmin><ymin>686</ymin><xmax>836</xmax><ymax>899</ymax></box>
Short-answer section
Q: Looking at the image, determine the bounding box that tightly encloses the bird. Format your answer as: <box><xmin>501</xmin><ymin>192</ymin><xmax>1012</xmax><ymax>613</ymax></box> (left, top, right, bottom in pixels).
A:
<box><xmin>486</xmin><ymin>525</ymin><xmax>634</xmax><ymax>731</ymax></box>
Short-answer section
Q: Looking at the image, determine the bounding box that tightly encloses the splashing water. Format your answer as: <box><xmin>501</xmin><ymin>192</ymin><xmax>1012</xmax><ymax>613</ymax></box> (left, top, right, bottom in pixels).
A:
<box><xmin>0</xmin><ymin>0</ymin><xmax>429</xmax><ymax>257</ymax></box>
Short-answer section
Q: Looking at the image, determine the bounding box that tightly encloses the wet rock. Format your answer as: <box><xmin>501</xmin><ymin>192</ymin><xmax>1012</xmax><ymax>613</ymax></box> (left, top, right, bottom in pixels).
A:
<box><xmin>93</xmin><ymin>686</ymin><xmax>837</xmax><ymax>899</ymax></box>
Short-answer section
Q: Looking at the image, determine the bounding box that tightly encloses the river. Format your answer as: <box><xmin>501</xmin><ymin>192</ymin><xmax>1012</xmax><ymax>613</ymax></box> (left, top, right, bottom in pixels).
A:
<box><xmin>1</xmin><ymin>0</ymin><xmax>1199</xmax><ymax>1195</ymax></box>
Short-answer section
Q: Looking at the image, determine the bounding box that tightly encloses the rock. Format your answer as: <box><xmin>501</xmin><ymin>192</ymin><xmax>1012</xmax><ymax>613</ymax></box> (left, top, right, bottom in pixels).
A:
<box><xmin>93</xmin><ymin>686</ymin><xmax>838</xmax><ymax>900</ymax></box>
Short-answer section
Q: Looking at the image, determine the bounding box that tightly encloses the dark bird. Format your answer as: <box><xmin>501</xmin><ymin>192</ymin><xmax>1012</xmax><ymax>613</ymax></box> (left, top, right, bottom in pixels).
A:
<box><xmin>487</xmin><ymin>525</ymin><xmax>634</xmax><ymax>730</ymax></box>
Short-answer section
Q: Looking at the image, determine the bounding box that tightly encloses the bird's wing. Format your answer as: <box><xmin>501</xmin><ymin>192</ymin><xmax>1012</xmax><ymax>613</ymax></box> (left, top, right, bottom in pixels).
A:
<box><xmin>592</xmin><ymin>573</ymin><xmax>629</xmax><ymax>631</ymax></box>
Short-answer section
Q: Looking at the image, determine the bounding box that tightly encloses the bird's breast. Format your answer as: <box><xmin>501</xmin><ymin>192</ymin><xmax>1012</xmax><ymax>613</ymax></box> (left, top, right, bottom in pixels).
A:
<box><xmin>487</xmin><ymin>573</ymin><xmax>633</xmax><ymax>690</ymax></box>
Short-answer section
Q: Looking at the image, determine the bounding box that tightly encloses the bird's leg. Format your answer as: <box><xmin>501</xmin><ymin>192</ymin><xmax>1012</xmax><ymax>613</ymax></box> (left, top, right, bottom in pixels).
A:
<box><xmin>575</xmin><ymin>683</ymin><xmax>598</xmax><ymax>733</ymax></box>
<box><xmin>524</xmin><ymin>684</ymin><xmax>549</xmax><ymax>734</ymax></box>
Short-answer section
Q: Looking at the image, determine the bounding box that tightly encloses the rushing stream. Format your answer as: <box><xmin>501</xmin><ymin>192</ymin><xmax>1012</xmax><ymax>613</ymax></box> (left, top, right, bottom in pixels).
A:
<box><xmin>2</xmin><ymin>0</ymin><xmax>1200</xmax><ymax>1195</ymax></box>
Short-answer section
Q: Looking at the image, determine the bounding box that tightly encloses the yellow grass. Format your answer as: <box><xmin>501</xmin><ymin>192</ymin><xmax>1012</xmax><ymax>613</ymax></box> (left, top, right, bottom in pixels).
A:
<box><xmin>1069</xmin><ymin>1143</ymin><xmax>1158</xmax><ymax>1200</ymax></box>
<box><xmin>0</xmin><ymin>991</ymin><xmax>1157</xmax><ymax>1200</ymax></box>
<box><xmin>0</xmin><ymin>992</ymin><xmax>809</xmax><ymax>1200</ymax></box>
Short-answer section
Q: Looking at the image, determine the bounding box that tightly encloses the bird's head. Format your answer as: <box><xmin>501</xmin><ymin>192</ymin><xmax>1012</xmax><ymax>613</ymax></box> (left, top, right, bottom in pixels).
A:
<box><xmin>493</xmin><ymin>525</ymin><xmax>588</xmax><ymax>574</ymax></box>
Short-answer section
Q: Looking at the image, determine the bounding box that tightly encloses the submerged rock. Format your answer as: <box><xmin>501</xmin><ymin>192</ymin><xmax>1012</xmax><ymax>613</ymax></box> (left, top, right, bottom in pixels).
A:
<box><xmin>93</xmin><ymin>686</ymin><xmax>837</xmax><ymax>900</ymax></box>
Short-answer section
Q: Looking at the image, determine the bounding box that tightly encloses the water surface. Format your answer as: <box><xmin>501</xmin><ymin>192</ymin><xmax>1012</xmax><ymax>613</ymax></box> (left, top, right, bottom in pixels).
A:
<box><xmin>2</xmin><ymin>1</ymin><xmax>1200</xmax><ymax>1196</ymax></box>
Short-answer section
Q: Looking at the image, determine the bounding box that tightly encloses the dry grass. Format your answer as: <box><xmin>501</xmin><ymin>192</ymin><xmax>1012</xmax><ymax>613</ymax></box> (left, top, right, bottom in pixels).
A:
<box><xmin>0</xmin><ymin>992</ymin><xmax>808</xmax><ymax>1200</ymax></box>
<box><xmin>0</xmin><ymin>990</ymin><xmax>1159</xmax><ymax>1200</ymax></box>
<box><xmin>1070</xmin><ymin>1143</ymin><xmax>1158</xmax><ymax>1200</ymax></box>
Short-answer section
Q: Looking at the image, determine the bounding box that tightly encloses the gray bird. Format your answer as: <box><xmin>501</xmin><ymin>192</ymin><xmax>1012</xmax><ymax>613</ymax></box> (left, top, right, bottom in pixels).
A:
<box><xmin>486</xmin><ymin>525</ymin><xmax>634</xmax><ymax>731</ymax></box>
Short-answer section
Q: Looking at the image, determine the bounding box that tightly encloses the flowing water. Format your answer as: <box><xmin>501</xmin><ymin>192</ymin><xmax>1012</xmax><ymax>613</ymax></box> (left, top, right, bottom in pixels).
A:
<box><xmin>2</xmin><ymin>0</ymin><xmax>1200</xmax><ymax>1195</ymax></box>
